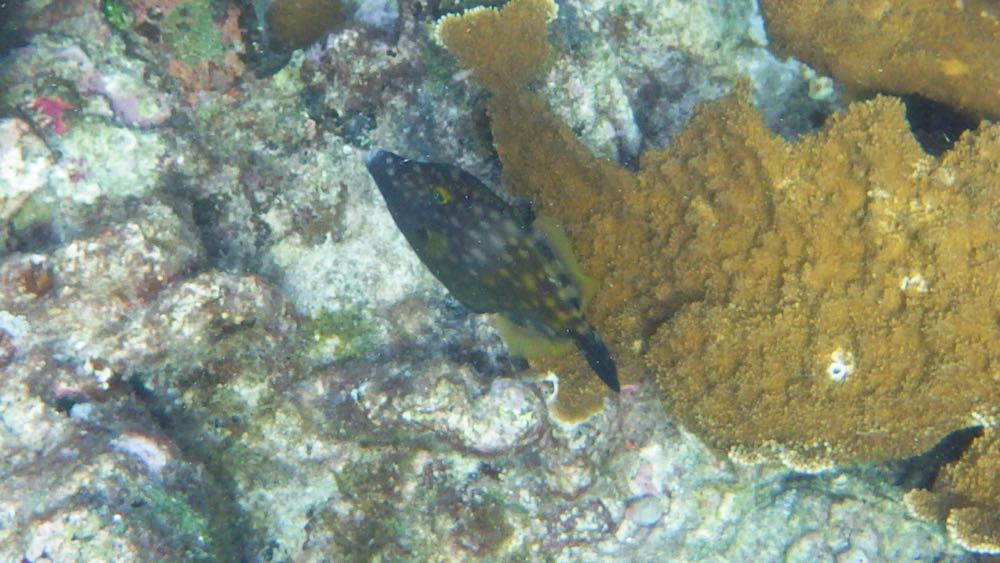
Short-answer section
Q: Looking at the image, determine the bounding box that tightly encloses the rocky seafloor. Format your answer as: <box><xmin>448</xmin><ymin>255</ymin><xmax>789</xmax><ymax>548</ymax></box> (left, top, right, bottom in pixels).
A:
<box><xmin>0</xmin><ymin>0</ymin><xmax>985</xmax><ymax>560</ymax></box>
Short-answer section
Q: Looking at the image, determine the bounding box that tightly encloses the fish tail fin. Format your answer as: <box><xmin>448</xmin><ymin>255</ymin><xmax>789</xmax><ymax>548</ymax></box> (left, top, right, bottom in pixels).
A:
<box><xmin>573</xmin><ymin>326</ymin><xmax>619</xmax><ymax>393</ymax></box>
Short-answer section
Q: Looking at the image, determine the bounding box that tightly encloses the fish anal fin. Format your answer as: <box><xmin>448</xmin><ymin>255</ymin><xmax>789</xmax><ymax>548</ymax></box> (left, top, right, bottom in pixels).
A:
<box><xmin>494</xmin><ymin>315</ymin><xmax>573</xmax><ymax>359</ymax></box>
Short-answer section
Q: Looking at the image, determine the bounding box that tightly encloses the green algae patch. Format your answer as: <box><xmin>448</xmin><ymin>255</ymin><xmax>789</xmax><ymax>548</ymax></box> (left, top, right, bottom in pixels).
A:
<box><xmin>434</xmin><ymin>0</ymin><xmax>1000</xmax><ymax>550</ymax></box>
<box><xmin>162</xmin><ymin>0</ymin><xmax>225</xmax><ymax>64</ymax></box>
<box><xmin>10</xmin><ymin>192</ymin><xmax>52</xmax><ymax>230</ymax></box>
<box><xmin>326</xmin><ymin>453</ymin><xmax>414</xmax><ymax>561</ymax></box>
<box><xmin>100</xmin><ymin>0</ymin><xmax>133</xmax><ymax>31</ymax></box>
<box><xmin>448</xmin><ymin>489</ymin><xmax>514</xmax><ymax>555</ymax></box>
<box><xmin>303</xmin><ymin>306</ymin><xmax>380</xmax><ymax>362</ymax></box>
<box><xmin>131</xmin><ymin>482</ymin><xmax>214</xmax><ymax>560</ymax></box>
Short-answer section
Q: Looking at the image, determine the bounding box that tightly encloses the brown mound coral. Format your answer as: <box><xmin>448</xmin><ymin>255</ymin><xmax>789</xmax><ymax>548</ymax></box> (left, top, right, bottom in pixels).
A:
<box><xmin>435</xmin><ymin>0</ymin><xmax>1000</xmax><ymax>551</ymax></box>
<box><xmin>645</xmin><ymin>91</ymin><xmax>1000</xmax><ymax>467</ymax></box>
<box><xmin>758</xmin><ymin>0</ymin><xmax>1000</xmax><ymax>119</ymax></box>
<box><xmin>266</xmin><ymin>0</ymin><xmax>345</xmax><ymax>50</ymax></box>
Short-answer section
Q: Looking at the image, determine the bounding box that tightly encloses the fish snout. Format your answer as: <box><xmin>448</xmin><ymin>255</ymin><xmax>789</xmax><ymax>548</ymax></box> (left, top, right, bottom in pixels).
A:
<box><xmin>364</xmin><ymin>147</ymin><xmax>389</xmax><ymax>170</ymax></box>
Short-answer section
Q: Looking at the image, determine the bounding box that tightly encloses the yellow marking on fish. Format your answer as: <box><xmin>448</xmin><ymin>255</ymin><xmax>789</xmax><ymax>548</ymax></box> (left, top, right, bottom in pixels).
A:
<box><xmin>433</xmin><ymin>186</ymin><xmax>452</xmax><ymax>204</ymax></box>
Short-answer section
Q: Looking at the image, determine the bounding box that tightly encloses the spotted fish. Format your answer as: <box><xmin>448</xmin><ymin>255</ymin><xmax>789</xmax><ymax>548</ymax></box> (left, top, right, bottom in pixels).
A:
<box><xmin>365</xmin><ymin>148</ymin><xmax>619</xmax><ymax>392</ymax></box>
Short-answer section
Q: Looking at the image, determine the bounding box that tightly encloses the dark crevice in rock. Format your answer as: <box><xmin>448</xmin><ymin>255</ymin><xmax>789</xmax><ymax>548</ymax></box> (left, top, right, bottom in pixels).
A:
<box><xmin>900</xmin><ymin>93</ymin><xmax>980</xmax><ymax>157</ymax></box>
<box><xmin>128</xmin><ymin>378</ymin><xmax>262</xmax><ymax>563</ymax></box>
<box><xmin>893</xmin><ymin>425</ymin><xmax>983</xmax><ymax>491</ymax></box>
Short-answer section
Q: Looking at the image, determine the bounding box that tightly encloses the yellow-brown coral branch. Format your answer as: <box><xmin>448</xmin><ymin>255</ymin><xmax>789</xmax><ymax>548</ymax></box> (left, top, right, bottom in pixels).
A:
<box><xmin>759</xmin><ymin>0</ymin><xmax>1000</xmax><ymax>119</ymax></box>
<box><xmin>435</xmin><ymin>0</ymin><xmax>556</xmax><ymax>92</ymax></box>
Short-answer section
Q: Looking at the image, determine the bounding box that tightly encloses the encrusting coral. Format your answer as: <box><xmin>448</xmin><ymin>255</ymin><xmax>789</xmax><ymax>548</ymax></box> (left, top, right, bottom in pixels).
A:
<box><xmin>758</xmin><ymin>0</ymin><xmax>1000</xmax><ymax>119</ymax></box>
<box><xmin>435</xmin><ymin>0</ymin><xmax>1000</xmax><ymax>551</ymax></box>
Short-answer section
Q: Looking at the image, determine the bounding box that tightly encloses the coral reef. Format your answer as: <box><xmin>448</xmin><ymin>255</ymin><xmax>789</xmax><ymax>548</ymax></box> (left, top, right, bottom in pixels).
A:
<box><xmin>434</xmin><ymin>0</ymin><xmax>1000</xmax><ymax>550</ymax></box>
<box><xmin>0</xmin><ymin>12</ymin><xmax>175</xmax><ymax>128</ymax></box>
<box><xmin>1</xmin><ymin>0</ymin><xmax>988</xmax><ymax>558</ymax></box>
<box><xmin>0</xmin><ymin>200</ymin><xmax>256</xmax><ymax>559</ymax></box>
<box><xmin>758</xmin><ymin>0</ymin><xmax>1000</xmax><ymax>119</ymax></box>
<box><xmin>643</xmin><ymin>92</ymin><xmax>1000</xmax><ymax>467</ymax></box>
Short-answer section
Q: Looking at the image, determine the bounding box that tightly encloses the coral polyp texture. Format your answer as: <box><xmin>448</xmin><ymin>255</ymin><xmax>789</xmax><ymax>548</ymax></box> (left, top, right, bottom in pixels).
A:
<box><xmin>435</xmin><ymin>0</ymin><xmax>1000</xmax><ymax>550</ymax></box>
<box><xmin>758</xmin><ymin>0</ymin><xmax>1000</xmax><ymax>119</ymax></box>
<box><xmin>436</xmin><ymin>0</ymin><xmax>555</xmax><ymax>92</ymax></box>
<box><xmin>645</xmin><ymin>92</ymin><xmax>1000</xmax><ymax>467</ymax></box>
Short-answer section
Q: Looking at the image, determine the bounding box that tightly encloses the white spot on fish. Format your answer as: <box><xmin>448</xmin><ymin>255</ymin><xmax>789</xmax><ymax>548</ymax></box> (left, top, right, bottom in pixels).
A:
<box><xmin>502</xmin><ymin>220</ymin><xmax>521</xmax><ymax>237</ymax></box>
<box><xmin>488</xmin><ymin>231</ymin><xmax>507</xmax><ymax>249</ymax></box>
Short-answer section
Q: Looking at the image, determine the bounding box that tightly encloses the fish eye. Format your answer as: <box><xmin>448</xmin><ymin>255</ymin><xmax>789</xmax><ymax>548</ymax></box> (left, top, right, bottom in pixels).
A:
<box><xmin>432</xmin><ymin>186</ymin><xmax>451</xmax><ymax>205</ymax></box>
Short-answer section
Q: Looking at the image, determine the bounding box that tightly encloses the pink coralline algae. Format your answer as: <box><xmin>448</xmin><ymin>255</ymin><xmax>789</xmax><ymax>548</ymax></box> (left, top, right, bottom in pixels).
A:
<box><xmin>30</xmin><ymin>96</ymin><xmax>73</xmax><ymax>134</ymax></box>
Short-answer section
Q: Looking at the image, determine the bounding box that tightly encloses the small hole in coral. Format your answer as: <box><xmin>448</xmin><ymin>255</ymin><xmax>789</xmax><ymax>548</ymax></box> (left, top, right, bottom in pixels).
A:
<box><xmin>827</xmin><ymin>361</ymin><xmax>849</xmax><ymax>381</ymax></box>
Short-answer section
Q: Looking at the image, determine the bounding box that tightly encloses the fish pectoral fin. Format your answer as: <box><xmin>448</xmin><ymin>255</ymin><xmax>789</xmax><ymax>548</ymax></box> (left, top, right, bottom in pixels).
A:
<box><xmin>573</xmin><ymin>327</ymin><xmax>619</xmax><ymax>393</ymax></box>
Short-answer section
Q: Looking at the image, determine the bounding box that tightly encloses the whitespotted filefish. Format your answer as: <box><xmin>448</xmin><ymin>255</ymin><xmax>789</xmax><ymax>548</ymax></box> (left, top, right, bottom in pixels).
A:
<box><xmin>365</xmin><ymin>148</ymin><xmax>619</xmax><ymax>392</ymax></box>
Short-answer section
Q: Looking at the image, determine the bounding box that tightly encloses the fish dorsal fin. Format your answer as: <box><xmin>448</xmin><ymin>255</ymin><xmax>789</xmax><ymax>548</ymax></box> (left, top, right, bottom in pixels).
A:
<box><xmin>533</xmin><ymin>216</ymin><xmax>596</xmax><ymax>306</ymax></box>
